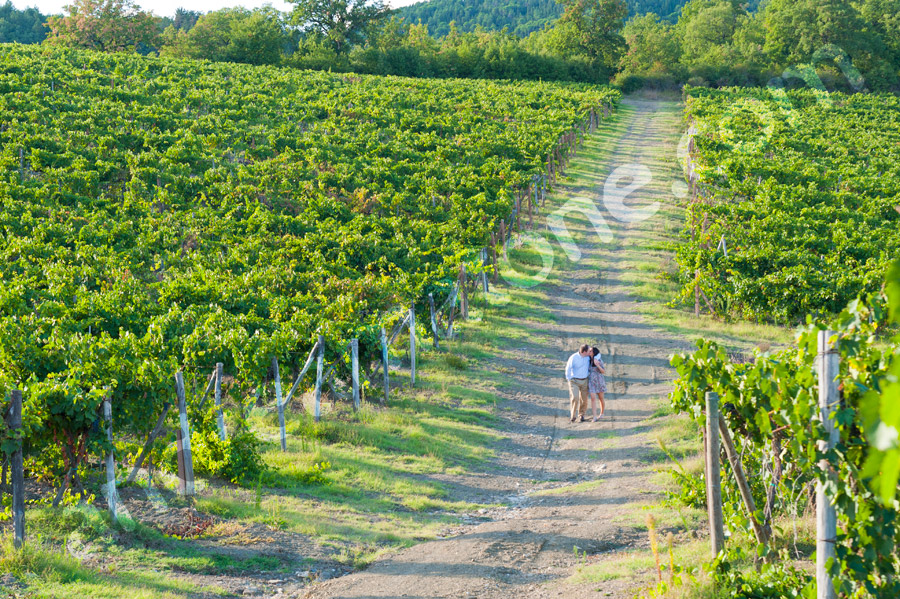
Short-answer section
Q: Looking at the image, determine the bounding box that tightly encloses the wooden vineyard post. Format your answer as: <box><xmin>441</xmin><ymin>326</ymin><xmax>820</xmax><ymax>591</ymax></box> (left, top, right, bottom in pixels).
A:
<box><xmin>481</xmin><ymin>249</ymin><xmax>489</xmax><ymax>294</ymax></box>
<box><xmin>817</xmin><ymin>330</ymin><xmax>839</xmax><ymax>599</ymax></box>
<box><xmin>380</xmin><ymin>327</ymin><xmax>390</xmax><ymax>405</ymax></box>
<box><xmin>274</xmin><ymin>357</ymin><xmax>286</xmax><ymax>452</ymax></box>
<box><xmin>460</xmin><ymin>265</ymin><xmax>468</xmax><ymax>320</ymax></box>
<box><xmin>351</xmin><ymin>339</ymin><xmax>360</xmax><ymax>411</ymax></box>
<box><xmin>103</xmin><ymin>398</ymin><xmax>118</xmax><ymax>524</ymax></box>
<box><xmin>499</xmin><ymin>219</ymin><xmax>507</xmax><ymax>259</ymax></box>
<box><xmin>214</xmin><ymin>362</ymin><xmax>225</xmax><ymax>441</ymax></box>
<box><xmin>409</xmin><ymin>304</ymin><xmax>417</xmax><ymax>386</ymax></box>
<box><xmin>695</xmin><ymin>271</ymin><xmax>701</xmax><ymax>317</ymax></box>
<box><xmin>283</xmin><ymin>341</ymin><xmax>320</xmax><ymax>412</ymax></box>
<box><xmin>9</xmin><ymin>390</ymin><xmax>24</xmax><ymax>549</ymax></box>
<box><xmin>428</xmin><ymin>293</ymin><xmax>440</xmax><ymax>349</ymax></box>
<box><xmin>314</xmin><ymin>335</ymin><xmax>325</xmax><ymax>422</ymax></box>
<box><xmin>126</xmin><ymin>403</ymin><xmax>171</xmax><ymax>484</ymax></box>
<box><xmin>174</xmin><ymin>372</ymin><xmax>194</xmax><ymax>496</ymax></box>
<box><xmin>719</xmin><ymin>415</ymin><xmax>768</xmax><ymax>545</ymax></box>
<box><xmin>705</xmin><ymin>391</ymin><xmax>724</xmax><ymax>557</ymax></box>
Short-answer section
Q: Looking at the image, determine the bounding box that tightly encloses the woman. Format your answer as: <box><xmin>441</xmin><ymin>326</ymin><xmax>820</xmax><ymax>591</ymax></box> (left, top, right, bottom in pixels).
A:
<box><xmin>588</xmin><ymin>346</ymin><xmax>606</xmax><ymax>421</ymax></box>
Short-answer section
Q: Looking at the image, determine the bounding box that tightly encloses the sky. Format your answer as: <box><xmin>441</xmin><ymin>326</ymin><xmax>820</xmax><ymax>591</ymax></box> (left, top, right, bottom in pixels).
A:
<box><xmin>10</xmin><ymin>0</ymin><xmax>422</xmax><ymax>17</ymax></box>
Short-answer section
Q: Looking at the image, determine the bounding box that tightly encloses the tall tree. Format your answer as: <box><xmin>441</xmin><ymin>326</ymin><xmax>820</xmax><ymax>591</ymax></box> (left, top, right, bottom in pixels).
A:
<box><xmin>161</xmin><ymin>7</ymin><xmax>287</xmax><ymax>65</ymax></box>
<box><xmin>172</xmin><ymin>8</ymin><xmax>201</xmax><ymax>31</ymax></box>
<box><xmin>554</xmin><ymin>0</ymin><xmax>628</xmax><ymax>66</ymax></box>
<box><xmin>0</xmin><ymin>1</ymin><xmax>47</xmax><ymax>44</ymax></box>
<box><xmin>45</xmin><ymin>0</ymin><xmax>158</xmax><ymax>52</ymax></box>
<box><xmin>677</xmin><ymin>0</ymin><xmax>743</xmax><ymax>67</ymax></box>
<box><xmin>292</xmin><ymin>0</ymin><xmax>392</xmax><ymax>53</ymax></box>
<box><xmin>858</xmin><ymin>0</ymin><xmax>900</xmax><ymax>60</ymax></box>
<box><xmin>762</xmin><ymin>0</ymin><xmax>868</xmax><ymax>65</ymax></box>
<box><xmin>619</xmin><ymin>13</ymin><xmax>681</xmax><ymax>75</ymax></box>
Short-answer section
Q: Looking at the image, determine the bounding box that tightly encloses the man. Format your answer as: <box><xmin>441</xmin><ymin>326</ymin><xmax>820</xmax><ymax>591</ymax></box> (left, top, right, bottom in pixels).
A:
<box><xmin>565</xmin><ymin>344</ymin><xmax>592</xmax><ymax>423</ymax></box>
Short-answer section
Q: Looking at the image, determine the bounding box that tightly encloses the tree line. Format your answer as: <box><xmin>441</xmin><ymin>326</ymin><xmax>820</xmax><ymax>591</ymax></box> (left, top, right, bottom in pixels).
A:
<box><xmin>1</xmin><ymin>0</ymin><xmax>898</xmax><ymax>90</ymax></box>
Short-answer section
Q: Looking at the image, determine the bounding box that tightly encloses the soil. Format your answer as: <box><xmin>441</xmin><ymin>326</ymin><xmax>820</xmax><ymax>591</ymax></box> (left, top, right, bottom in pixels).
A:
<box><xmin>300</xmin><ymin>98</ymin><xmax>694</xmax><ymax>599</ymax></box>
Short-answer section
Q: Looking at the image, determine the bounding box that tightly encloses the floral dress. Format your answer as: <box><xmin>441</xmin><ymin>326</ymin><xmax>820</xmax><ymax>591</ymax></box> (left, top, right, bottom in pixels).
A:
<box><xmin>588</xmin><ymin>356</ymin><xmax>606</xmax><ymax>393</ymax></box>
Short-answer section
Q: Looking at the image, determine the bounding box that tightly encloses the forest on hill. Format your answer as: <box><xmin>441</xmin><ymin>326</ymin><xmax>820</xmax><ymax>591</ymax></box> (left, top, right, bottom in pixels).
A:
<box><xmin>395</xmin><ymin>0</ymin><xmax>725</xmax><ymax>37</ymax></box>
<box><xmin>1</xmin><ymin>0</ymin><xmax>899</xmax><ymax>95</ymax></box>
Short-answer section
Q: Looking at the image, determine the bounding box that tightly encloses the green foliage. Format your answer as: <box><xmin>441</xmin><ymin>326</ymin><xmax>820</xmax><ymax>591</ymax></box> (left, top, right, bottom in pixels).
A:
<box><xmin>711</xmin><ymin>552</ymin><xmax>812</xmax><ymax>598</ymax></box>
<box><xmin>669</xmin><ymin>265</ymin><xmax>900</xmax><ymax>597</ymax></box>
<box><xmin>556</xmin><ymin>0</ymin><xmax>628</xmax><ymax>66</ymax></box>
<box><xmin>0</xmin><ymin>536</ymin><xmax>91</xmax><ymax>586</ymax></box>
<box><xmin>678</xmin><ymin>86</ymin><xmax>900</xmax><ymax>323</ymax></box>
<box><xmin>291</xmin><ymin>0</ymin><xmax>391</xmax><ymax>53</ymax></box>
<box><xmin>44</xmin><ymin>0</ymin><xmax>159</xmax><ymax>53</ymax></box>
<box><xmin>617</xmin><ymin>0</ymin><xmax>898</xmax><ymax>91</ymax></box>
<box><xmin>397</xmin><ymin>0</ymin><xmax>563</xmax><ymax>37</ymax></box>
<box><xmin>160</xmin><ymin>7</ymin><xmax>288</xmax><ymax>66</ymax></box>
<box><xmin>395</xmin><ymin>0</ymin><xmax>695</xmax><ymax>38</ymax></box>
<box><xmin>0</xmin><ymin>1</ymin><xmax>47</xmax><ymax>44</ymax></box>
<box><xmin>283</xmin><ymin>460</ymin><xmax>331</xmax><ymax>485</ymax></box>
<box><xmin>618</xmin><ymin>12</ymin><xmax>682</xmax><ymax>80</ymax></box>
<box><xmin>300</xmin><ymin>19</ymin><xmax>609</xmax><ymax>83</ymax></box>
<box><xmin>0</xmin><ymin>44</ymin><xmax>619</xmax><ymax>489</ymax></box>
<box><xmin>185</xmin><ymin>427</ymin><xmax>267</xmax><ymax>486</ymax></box>
<box><xmin>443</xmin><ymin>353</ymin><xmax>468</xmax><ymax>371</ymax></box>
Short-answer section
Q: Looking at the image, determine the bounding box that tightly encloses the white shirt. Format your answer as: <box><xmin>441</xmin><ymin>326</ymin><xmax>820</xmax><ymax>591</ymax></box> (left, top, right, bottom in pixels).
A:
<box><xmin>565</xmin><ymin>352</ymin><xmax>590</xmax><ymax>380</ymax></box>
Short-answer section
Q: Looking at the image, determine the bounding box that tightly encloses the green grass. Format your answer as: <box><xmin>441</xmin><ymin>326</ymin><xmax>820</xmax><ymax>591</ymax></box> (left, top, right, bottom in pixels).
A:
<box><xmin>186</xmin><ymin>242</ymin><xmax>568</xmax><ymax>566</ymax></box>
<box><xmin>532</xmin><ymin>479</ymin><xmax>605</xmax><ymax>496</ymax></box>
<box><xmin>568</xmin><ymin>536</ymin><xmax>708</xmax><ymax>586</ymax></box>
<box><xmin>0</xmin><ymin>533</ymin><xmax>227</xmax><ymax>599</ymax></box>
<box><xmin>6</xmin><ymin>255</ymin><xmax>566</xmax><ymax>595</ymax></box>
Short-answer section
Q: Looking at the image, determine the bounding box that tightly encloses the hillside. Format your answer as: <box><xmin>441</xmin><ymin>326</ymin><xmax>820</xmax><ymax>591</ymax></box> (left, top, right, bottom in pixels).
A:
<box><xmin>396</xmin><ymin>0</ymin><xmax>690</xmax><ymax>37</ymax></box>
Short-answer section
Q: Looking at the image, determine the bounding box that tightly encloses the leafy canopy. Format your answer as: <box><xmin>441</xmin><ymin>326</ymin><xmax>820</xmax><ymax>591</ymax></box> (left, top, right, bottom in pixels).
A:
<box><xmin>291</xmin><ymin>0</ymin><xmax>392</xmax><ymax>53</ymax></box>
<box><xmin>45</xmin><ymin>0</ymin><xmax>158</xmax><ymax>52</ymax></box>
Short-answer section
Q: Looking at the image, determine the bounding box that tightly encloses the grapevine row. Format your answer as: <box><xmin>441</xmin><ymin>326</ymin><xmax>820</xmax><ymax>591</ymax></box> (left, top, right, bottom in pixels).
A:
<box><xmin>0</xmin><ymin>44</ymin><xmax>620</xmax><ymax>487</ymax></box>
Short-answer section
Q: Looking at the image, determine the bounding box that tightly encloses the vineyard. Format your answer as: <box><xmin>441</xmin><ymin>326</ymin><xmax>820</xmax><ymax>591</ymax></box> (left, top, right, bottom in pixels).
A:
<box><xmin>670</xmin><ymin>264</ymin><xmax>900</xmax><ymax>596</ymax></box>
<box><xmin>0</xmin><ymin>43</ymin><xmax>618</xmax><ymax>496</ymax></box>
<box><xmin>678</xmin><ymin>86</ymin><xmax>900</xmax><ymax>323</ymax></box>
<box><xmin>668</xmin><ymin>85</ymin><xmax>900</xmax><ymax>597</ymax></box>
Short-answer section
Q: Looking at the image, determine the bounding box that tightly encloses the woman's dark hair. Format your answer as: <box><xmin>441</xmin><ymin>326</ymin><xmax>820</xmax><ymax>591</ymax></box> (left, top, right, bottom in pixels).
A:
<box><xmin>592</xmin><ymin>347</ymin><xmax>600</xmax><ymax>357</ymax></box>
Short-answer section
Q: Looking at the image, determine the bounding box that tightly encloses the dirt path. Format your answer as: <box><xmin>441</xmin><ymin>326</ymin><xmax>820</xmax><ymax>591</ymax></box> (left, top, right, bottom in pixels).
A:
<box><xmin>305</xmin><ymin>97</ymin><xmax>692</xmax><ymax>599</ymax></box>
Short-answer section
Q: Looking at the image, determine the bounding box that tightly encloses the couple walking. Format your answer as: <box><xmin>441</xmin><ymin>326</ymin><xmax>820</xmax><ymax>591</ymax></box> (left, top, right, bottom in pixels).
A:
<box><xmin>565</xmin><ymin>344</ymin><xmax>606</xmax><ymax>422</ymax></box>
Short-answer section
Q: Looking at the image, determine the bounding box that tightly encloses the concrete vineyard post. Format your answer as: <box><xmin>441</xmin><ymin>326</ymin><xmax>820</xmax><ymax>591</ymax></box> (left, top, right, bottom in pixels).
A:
<box><xmin>447</xmin><ymin>284</ymin><xmax>459</xmax><ymax>339</ymax></box>
<box><xmin>314</xmin><ymin>335</ymin><xmax>325</xmax><ymax>422</ymax></box>
<box><xmin>409</xmin><ymin>304</ymin><xmax>417</xmax><ymax>386</ymax></box>
<box><xmin>481</xmin><ymin>249</ymin><xmax>489</xmax><ymax>293</ymax></box>
<box><xmin>214</xmin><ymin>362</ymin><xmax>225</xmax><ymax>441</ymax></box>
<box><xmin>817</xmin><ymin>330</ymin><xmax>839</xmax><ymax>599</ymax></box>
<box><xmin>274</xmin><ymin>357</ymin><xmax>286</xmax><ymax>452</ymax></box>
<box><xmin>351</xmin><ymin>339</ymin><xmax>360</xmax><ymax>411</ymax></box>
<box><xmin>9</xmin><ymin>390</ymin><xmax>24</xmax><ymax>549</ymax></box>
<box><xmin>175</xmin><ymin>372</ymin><xmax>194</xmax><ymax>496</ymax></box>
<box><xmin>705</xmin><ymin>391</ymin><xmax>724</xmax><ymax>557</ymax></box>
<box><xmin>103</xmin><ymin>398</ymin><xmax>118</xmax><ymax>524</ymax></box>
<box><xmin>428</xmin><ymin>293</ymin><xmax>440</xmax><ymax>349</ymax></box>
<box><xmin>380</xmin><ymin>327</ymin><xmax>390</xmax><ymax>405</ymax></box>
<box><xmin>460</xmin><ymin>264</ymin><xmax>468</xmax><ymax>320</ymax></box>
<box><xmin>489</xmin><ymin>233</ymin><xmax>499</xmax><ymax>284</ymax></box>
